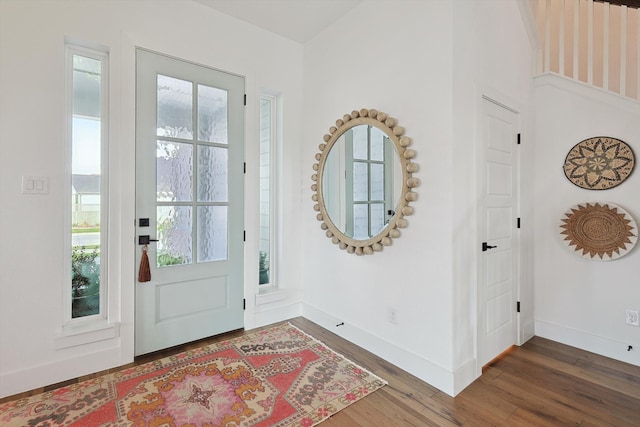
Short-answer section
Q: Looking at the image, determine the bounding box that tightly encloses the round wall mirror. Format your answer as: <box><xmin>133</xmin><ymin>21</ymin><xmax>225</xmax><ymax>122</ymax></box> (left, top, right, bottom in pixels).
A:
<box><xmin>311</xmin><ymin>108</ymin><xmax>419</xmax><ymax>255</ymax></box>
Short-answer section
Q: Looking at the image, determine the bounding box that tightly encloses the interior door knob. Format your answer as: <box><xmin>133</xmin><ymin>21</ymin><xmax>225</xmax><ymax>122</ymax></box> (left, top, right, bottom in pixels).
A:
<box><xmin>482</xmin><ymin>242</ymin><xmax>497</xmax><ymax>252</ymax></box>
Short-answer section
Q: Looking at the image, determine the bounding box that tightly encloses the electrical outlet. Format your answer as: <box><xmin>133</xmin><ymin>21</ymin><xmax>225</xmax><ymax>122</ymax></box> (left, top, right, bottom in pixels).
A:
<box><xmin>388</xmin><ymin>308</ymin><xmax>398</xmax><ymax>324</ymax></box>
<box><xmin>626</xmin><ymin>309</ymin><xmax>640</xmax><ymax>327</ymax></box>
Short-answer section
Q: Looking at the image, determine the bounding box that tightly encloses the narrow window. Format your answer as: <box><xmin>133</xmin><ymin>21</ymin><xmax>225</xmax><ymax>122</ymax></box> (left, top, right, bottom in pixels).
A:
<box><xmin>67</xmin><ymin>45</ymin><xmax>108</xmax><ymax>320</ymax></box>
<box><xmin>259</xmin><ymin>95</ymin><xmax>276</xmax><ymax>286</ymax></box>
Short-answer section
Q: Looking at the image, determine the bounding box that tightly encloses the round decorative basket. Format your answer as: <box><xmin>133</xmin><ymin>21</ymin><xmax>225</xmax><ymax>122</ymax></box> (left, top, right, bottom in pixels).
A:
<box><xmin>563</xmin><ymin>136</ymin><xmax>634</xmax><ymax>190</ymax></box>
<box><xmin>559</xmin><ymin>202</ymin><xmax>637</xmax><ymax>261</ymax></box>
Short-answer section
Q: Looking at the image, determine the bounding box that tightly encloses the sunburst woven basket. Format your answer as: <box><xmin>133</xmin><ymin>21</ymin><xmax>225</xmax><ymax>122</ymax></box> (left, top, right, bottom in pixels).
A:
<box><xmin>559</xmin><ymin>202</ymin><xmax>637</xmax><ymax>261</ymax></box>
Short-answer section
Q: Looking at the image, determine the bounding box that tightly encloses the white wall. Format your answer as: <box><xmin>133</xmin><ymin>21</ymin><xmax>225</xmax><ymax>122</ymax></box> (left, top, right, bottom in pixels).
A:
<box><xmin>0</xmin><ymin>0</ymin><xmax>304</xmax><ymax>398</ymax></box>
<box><xmin>302</xmin><ymin>0</ymin><xmax>456</xmax><ymax>394</ymax></box>
<box><xmin>301</xmin><ymin>0</ymin><xmax>535</xmax><ymax>396</ymax></box>
<box><xmin>533</xmin><ymin>75</ymin><xmax>640</xmax><ymax>366</ymax></box>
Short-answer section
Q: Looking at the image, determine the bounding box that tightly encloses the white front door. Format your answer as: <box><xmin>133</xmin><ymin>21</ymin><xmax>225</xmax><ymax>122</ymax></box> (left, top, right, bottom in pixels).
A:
<box><xmin>135</xmin><ymin>49</ymin><xmax>245</xmax><ymax>356</ymax></box>
<box><xmin>478</xmin><ymin>97</ymin><xmax>519</xmax><ymax>367</ymax></box>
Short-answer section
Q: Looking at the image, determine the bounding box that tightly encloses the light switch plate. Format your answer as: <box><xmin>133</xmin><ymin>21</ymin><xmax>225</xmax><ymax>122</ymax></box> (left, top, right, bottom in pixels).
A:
<box><xmin>22</xmin><ymin>176</ymin><xmax>49</xmax><ymax>194</ymax></box>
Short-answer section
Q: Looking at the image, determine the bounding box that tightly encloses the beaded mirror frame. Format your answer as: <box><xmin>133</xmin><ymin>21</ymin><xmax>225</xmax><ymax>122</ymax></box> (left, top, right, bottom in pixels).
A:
<box><xmin>311</xmin><ymin>108</ymin><xmax>419</xmax><ymax>255</ymax></box>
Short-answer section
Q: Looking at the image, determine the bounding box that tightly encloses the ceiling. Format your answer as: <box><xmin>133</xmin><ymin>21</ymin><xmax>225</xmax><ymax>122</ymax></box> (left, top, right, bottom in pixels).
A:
<box><xmin>194</xmin><ymin>0</ymin><xmax>362</xmax><ymax>44</ymax></box>
<box><xmin>194</xmin><ymin>0</ymin><xmax>640</xmax><ymax>44</ymax></box>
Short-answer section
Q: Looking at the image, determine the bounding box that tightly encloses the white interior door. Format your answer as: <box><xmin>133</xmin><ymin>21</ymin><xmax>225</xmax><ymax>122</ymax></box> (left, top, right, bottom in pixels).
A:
<box><xmin>135</xmin><ymin>49</ymin><xmax>244</xmax><ymax>356</ymax></box>
<box><xmin>478</xmin><ymin>97</ymin><xmax>519</xmax><ymax>367</ymax></box>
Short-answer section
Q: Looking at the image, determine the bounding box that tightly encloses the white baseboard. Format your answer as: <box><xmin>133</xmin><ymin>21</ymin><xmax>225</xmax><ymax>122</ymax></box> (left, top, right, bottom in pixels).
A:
<box><xmin>301</xmin><ymin>303</ymin><xmax>476</xmax><ymax>396</ymax></box>
<box><xmin>452</xmin><ymin>357</ymin><xmax>478</xmax><ymax>395</ymax></box>
<box><xmin>0</xmin><ymin>346</ymin><xmax>123</xmax><ymax>399</ymax></box>
<box><xmin>520</xmin><ymin>318</ymin><xmax>535</xmax><ymax>344</ymax></box>
<box><xmin>535</xmin><ymin>320</ymin><xmax>640</xmax><ymax>366</ymax></box>
<box><xmin>250</xmin><ymin>301</ymin><xmax>302</xmax><ymax>330</ymax></box>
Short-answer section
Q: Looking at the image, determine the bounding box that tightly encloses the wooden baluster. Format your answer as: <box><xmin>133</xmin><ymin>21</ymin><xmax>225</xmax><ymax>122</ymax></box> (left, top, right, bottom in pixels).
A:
<box><xmin>604</xmin><ymin>2</ymin><xmax>610</xmax><ymax>91</ymax></box>
<box><xmin>545</xmin><ymin>0</ymin><xmax>551</xmax><ymax>73</ymax></box>
<box><xmin>560</xmin><ymin>0</ymin><xmax>565</xmax><ymax>76</ymax></box>
<box><xmin>621</xmin><ymin>5</ymin><xmax>627</xmax><ymax>97</ymax></box>
<box><xmin>588</xmin><ymin>0</ymin><xmax>594</xmax><ymax>85</ymax></box>
<box><xmin>573</xmin><ymin>0</ymin><xmax>579</xmax><ymax>80</ymax></box>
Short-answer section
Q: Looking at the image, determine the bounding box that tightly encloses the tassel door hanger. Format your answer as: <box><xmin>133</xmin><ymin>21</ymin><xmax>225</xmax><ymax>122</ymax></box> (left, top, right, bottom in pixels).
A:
<box><xmin>138</xmin><ymin>244</ymin><xmax>151</xmax><ymax>282</ymax></box>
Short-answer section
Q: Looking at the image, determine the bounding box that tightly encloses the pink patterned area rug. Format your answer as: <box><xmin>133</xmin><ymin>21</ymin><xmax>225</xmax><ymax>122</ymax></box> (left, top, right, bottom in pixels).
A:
<box><xmin>0</xmin><ymin>323</ymin><xmax>386</xmax><ymax>426</ymax></box>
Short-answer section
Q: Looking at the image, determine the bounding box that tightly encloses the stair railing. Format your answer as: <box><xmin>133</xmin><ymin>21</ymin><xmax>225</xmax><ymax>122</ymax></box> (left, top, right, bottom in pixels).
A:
<box><xmin>532</xmin><ymin>0</ymin><xmax>640</xmax><ymax>100</ymax></box>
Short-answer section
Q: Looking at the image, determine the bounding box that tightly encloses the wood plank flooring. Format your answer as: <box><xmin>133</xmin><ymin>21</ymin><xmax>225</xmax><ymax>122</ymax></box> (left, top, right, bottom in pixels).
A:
<box><xmin>2</xmin><ymin>317</ymin><xmax>639</xmax><ymax>426</ymax></box>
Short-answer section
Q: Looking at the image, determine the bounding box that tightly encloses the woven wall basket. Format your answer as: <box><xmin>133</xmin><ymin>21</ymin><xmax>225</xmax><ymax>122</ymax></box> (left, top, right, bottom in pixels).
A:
<box><xmin>560</xmin><ymin>202</ymin><xmax>637</xmax><ymax>261</ymax></box>
<box><xmin>563</xmin><ymin>136</ymin><xmax>635</xmax><ymax>190</ymax></box>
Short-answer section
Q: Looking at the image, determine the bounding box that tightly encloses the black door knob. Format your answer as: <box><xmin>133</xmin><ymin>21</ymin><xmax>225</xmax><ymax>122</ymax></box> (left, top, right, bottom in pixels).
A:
<box><xmin>482</xmin><ymin>242</ymin><xmax>497</xmax><ymax>252</ymax></box>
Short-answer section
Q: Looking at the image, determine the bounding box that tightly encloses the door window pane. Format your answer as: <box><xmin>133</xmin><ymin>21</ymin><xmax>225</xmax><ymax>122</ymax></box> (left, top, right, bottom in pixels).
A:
<box><xmin>371</xmin><ymin>203</ymin><xmax>385</xmax><ymax>236</ymax></box>
<box><xmin>157</xmin><ymin>75</ymin><xmax>193</xmax><ymax>139</ymax></box>
<box><xmin>157</xmin><ymin>206</ymin><xmax>192</xmax><ymax>266</ymax></box>
<box><xmin>157</xmin><ymin>141</ymin><xmax>193</xmax><ymax>202</ymax></box>
<box><xmin>370</xmin><ymin>127</ymin><xmax>385</xmax><ymax>161</ymax></box>
<box><xmin>370</xmin><ymin>163</ymin><xmax>384</xmax><ymax>200</ymax></box>
<box><xmin>198</xmin><ymin>84</ymin><xmax>228</xmax><ymax>143</ymax></box>
<box><xmin>353</xmin><ymin>162</ymin><xmax>368</xmax><ymax>201</ymax></box>
<box><xmin>353</xmin><ymin>204</ymin><xmax>369</xmax><ymax>240</ymax></box>
<box><xmin>198</xmin><ymin>206</ymin><xmax>228</xmax><ymax>262</ymax></box>
<box><xmin>198</xmin><ymin>146</ymin><xmax>227</xmax><ymax>202</ymax></box>
<box><xmin>352</xmin><ymin>126</ymin><xmax>368</xmax><ymax>160</ymax></box>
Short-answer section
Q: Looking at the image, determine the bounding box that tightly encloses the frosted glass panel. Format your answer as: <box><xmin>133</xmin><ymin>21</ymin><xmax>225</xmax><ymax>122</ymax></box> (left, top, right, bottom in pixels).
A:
<box><xmin>370</xmin><ymin>127</ymin><xmax>385</xmax><ymax>161</ymax></box>
<box><xmin>353</xmin><ymin>204</ymin><xmax>369</xmax><ymax>240</ymax></box>
<box><xmin>157</xmin><ymin>206</ymin><xmax>192</xmax><ymax>266</ymax></box>
<box><xmin>198</xmin><ymin>206</ymin><xmax>228</xmax><ymax>262</ymax></box>
<box><xmin>198</xmin><ymin>146</ymin><xmax>228</xmax><ymax>202</ymax></box>
<box><xmin>157</xmin><ymin>75</ymin><xmax>193</xmax><ymax>139</ymax></box>
<box><xmin>371</xmin><ymin>203</ymin><xmax>385</xmax><ymax>235</ymax></box>
<box><xmin>352</xmin><ymin>126</ymin><xmax>368</xmax><ymax>160</ymax></box>
<box><xmin>370</xmin><ymin>163</ymin><xmax>384</xmax><ymax>200</ymax></box>
<box><xmin>353</xmin><ymin>162</ymin><xmax>368</xmax><ymax>201</ymax></box>
<box><xmin>198</xmin><ymin>85</ymin><xmax>228</xmax><ymax>143</ymax></box>
<box><xmin>157</xmin><ymin>141</ymin><xmax>193</xmax><ymax>202</ymax></box>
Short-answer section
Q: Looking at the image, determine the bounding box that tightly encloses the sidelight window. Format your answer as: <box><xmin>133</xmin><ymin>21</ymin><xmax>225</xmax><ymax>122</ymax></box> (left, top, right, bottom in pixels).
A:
<box><xmin>67</xmin><ymin>45</ymin><xmax>108</xmax><ymax>321</ymax></box>
<box><xmin>259</xmin><ymin>95</ymin><xmax>277</xmax><ymax>286</ymax></box>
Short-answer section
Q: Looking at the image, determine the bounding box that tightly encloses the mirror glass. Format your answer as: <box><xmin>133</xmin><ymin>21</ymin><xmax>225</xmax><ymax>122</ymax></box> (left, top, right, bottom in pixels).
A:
<box><xmin>322</xmin><ymin>124</ymin><xmax>402</xmax><ymax>239</ymax></box>
<box><xmin>312</xmin><ymin>108</ymin><xmax>418</xmax><ymax>255</ymax></box>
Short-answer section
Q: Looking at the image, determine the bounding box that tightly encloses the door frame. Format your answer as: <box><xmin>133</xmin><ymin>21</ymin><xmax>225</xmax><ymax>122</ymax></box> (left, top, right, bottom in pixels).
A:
<box><xmin>475</xmin><ymin>90</ymin><xmax>524</xmax><ymax>370</ymax></box>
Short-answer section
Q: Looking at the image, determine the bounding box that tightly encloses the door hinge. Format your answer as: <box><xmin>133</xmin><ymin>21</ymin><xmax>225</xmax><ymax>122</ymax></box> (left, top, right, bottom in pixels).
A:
<box><xmin>517</xmin><ymin>133</ymin><xmax>521</xmax><ymax>145</ymax></box>
<box><xmin>243</xmin><ymin>298</ymin><xmax>246</xmax><ymax>310</ymax></box>
<box><xmin>244</xmin><ymin>94</ymin><xmax>247</xmax><ymax>106</ymax></box>
<box><xmin>517</xmin><ymin>217</ymin><xmax>521</xmax><ymax>229</ymax></box>
<box><xmin>244</xmin><ymin>162</ymin><xmax>246</xmax><ymax>173</ymax></box>
<box><xmin>243</xmin><ymin>230</ymin><xmax>246</xmax><ymax>242</ymax></box>
<box><xmin>517</xmin><ymin>301</ymin><xmax>521</xmax><ymax>313</ymax></box>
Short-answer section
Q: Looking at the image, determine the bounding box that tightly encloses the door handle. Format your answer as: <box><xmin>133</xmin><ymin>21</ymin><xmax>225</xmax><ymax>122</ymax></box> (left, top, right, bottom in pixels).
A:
<box><xmin>139</xmin><ymin>235</ymin><xmax>159</xmax><ymax>245</ymax></box>
<box><xmin>482</xmin><ymin>242</ymin><xmax>497</xmax><ymax>252</ymax></box>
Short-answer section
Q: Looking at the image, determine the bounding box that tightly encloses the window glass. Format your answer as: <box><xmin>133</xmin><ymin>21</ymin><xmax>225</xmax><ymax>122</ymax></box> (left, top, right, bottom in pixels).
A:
<box><xmin>157</xmin><ymin>75</ymin><xmax>193</xmax><ymax>139</ymax></box>
<box><xmin>70</xmin><ymin>50</ymin><xmax>106</xmax><ymax>319</ymax></box>
<box><xmin>259</xmin><ymin>96</ymin><xmax>275</xmax><ymax>285</ymax></box>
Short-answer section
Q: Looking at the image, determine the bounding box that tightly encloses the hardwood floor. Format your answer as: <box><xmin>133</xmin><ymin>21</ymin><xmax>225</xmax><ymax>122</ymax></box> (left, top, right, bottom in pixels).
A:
<box><xmin>2</xmin><ymin>317</ymin><xmax>640</xmax><ymax>426</ymax></box>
